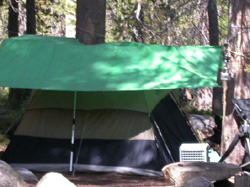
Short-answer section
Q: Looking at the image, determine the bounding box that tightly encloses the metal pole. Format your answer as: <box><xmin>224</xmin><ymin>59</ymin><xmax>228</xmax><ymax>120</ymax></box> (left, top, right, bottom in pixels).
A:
<box><xmin>70</xmin><ymin>91</ymin><xmax>77</xmax><ymax>172</ymax></box>
<box><xmin>244</xmin><ymin>120</ymin><xmax>250</xmax><ymax>155</ymax></box>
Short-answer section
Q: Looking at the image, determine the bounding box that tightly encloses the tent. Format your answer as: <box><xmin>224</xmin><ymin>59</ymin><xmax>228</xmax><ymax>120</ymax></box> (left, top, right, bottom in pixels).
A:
<box><xmin>2</xmin><ymin>90</ymin><xmax>197</xmax><ymax>176</ymax></box>
<box><xmin>0</xmin><ymin>35</ymin><xmax>222</xmax><ymax>176</ymax></box>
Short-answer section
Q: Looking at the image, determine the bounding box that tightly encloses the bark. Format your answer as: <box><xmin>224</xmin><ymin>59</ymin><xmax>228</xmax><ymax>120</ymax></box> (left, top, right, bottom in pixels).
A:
<box><xmin>23</xmin><ymin>0</ymin><xmax>36</xmax><ymax>101</ymax></box>
<box><xmin>76</xmin><ymin>0</ymin><xmax>106</xmax><ymax>45</ymax></box>
<box><xmin>162</xmin><ymin>162</ymin><xmax>241</xmax><ymax>186</ymax></box>
<box><xmin>208</xmin><ymin>0</ymin><xmax>219</xmax><ymax>46</ymax></box>
<box><xmin>197</xmin><ymin>87</ymin><xmax>213</xmax><ymax>111</ymax></box>
<box><xmin>8</xmin><ymin>0</ymin><xmax>18</xmax><ymax>37</ymax></box>
<box><xmin>208</xmin><ymin>0</ymin><xmax>223</xmax><ymax>115</ymax></box>
<box><xmin>26</xmin><ymin>0</ymin><xmax>36</xmax><ymax>34</ymax></box>
<box><xmin>221</xmin><ymin>0</ymin><xmax>250</xmax><ymax>165</ymax></box>
<box><xmin>8</xmin><ymin>0</ymin><xmax>20</xmax><ymax>109</ymax></box>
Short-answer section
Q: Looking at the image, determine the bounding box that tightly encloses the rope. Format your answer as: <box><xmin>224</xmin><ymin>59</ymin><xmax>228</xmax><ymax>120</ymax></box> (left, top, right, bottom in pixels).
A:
<box><xmin>76</xmin><ymin>26</ymin><xmax>104</xmax><ymax>37</ymax></box>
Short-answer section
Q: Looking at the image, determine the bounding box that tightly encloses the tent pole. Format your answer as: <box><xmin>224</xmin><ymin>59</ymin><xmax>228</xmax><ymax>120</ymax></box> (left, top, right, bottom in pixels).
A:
<box><xmin>70</xmin><ymin>91</ymin><xmax>77</xmax><ymax>173</ymax></box>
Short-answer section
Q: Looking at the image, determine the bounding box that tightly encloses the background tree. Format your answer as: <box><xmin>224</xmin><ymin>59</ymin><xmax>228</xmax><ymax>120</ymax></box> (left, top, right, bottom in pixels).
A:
<box><xmin>76</xmin><ymin>0</ymin><xmax>106</xmax><ymax>44</ymax></box>
<box><xmin>22</xmin><ymin>0</ymin><xmax>37</xmax><ymax>104</ymax></box>
<box><xmin>106</xmin><ymin>0</ymin><xmax>211</xmax><ymax>45</ymax></box>
<box><xmin>208</xmin><ymin>0</ymin><xmax>223</xmax><ymax>116</ymax></box>
<box><xmin>26</xmin><ymin>0</ymin><xmax>36</xmax><ymax>34</ymax></box>
<box><xmin>8</xmin><ymin>0</ymin><xmax>22</xmax><ymax>109</ymax></box>
<box><xmin>8</xmin><ymin>0</ymin><xmax>18</xmax><ymax>38</ymax></box>
<box><xmin>221</xmin><ymin>0</ymin><xmax>250</xmax><ymax>165</ymax></box>
<box><xmin>35</xmin><ymin>0</ymin><xmax>66</xmax><ymax>36</ymax></box>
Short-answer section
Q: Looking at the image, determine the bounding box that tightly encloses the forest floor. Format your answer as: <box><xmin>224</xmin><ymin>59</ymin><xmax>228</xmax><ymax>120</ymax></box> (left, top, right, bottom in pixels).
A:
<box><xmin>25</xmin><ymin>172</ymin><xmax>235</xmax><ymax>187</ymax></box>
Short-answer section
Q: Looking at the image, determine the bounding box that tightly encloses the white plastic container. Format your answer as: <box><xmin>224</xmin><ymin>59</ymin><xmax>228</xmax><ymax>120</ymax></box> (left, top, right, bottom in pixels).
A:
<box><xmin>179</xmin><ymin>143</ymin><xmax>209</xmax><ymax>162</ymax></box>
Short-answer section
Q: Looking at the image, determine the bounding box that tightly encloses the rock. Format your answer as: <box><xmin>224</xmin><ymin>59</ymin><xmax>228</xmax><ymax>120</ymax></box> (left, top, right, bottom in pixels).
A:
<box><xmin>0</xmin><ymin>160</ymin><xmax>26</xmax><ymax>187</ymax></box>
<box><xmin>162</xmin><ymin>162</ymin><xmax>241</xmax><ymax>186</ymax></box>
<box><xmin>14</xmin><ymin>168</ymin><xmax>38</xmax><ymax>182</ymax></box>
<box><xmin>36</xmin><ymin>172</ymin><xmax>76</xmax><ymax>187</ymax></box>
<box><xmin>183</xmin><ymin>177</ymin><xmax>214</xmax><ymax>187</ymax></box>
<box><xmin>187</xmin><ymin>114</ymin><xmax>216</xmax><ymax>136</ymax></box>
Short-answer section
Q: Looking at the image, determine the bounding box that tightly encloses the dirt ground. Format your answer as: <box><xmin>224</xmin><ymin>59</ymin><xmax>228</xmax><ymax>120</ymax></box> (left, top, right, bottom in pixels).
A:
<box><xmin>26</xmin><ymin>172</ymin><xmax>170</xmax><ymax>187</ymax></box>
<box><xmin>25</xmin><ymin>172</ymin><xmax>236</xmax><ymax>187</ymax></box>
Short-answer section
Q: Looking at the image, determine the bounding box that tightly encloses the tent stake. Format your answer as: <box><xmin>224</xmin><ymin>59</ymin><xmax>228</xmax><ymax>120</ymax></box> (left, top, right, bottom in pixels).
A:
<box><xmin>70</xmin><ymin>91</ymin><xmax>77</xmax><ymax>173</ymax></box>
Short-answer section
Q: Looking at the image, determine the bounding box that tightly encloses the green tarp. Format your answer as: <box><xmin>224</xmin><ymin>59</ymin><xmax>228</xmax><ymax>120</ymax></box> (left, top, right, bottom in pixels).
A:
<box><xmin>0</xmin><ymin>35</ymin><xmax>221</xmax><ymax>91</ymax></box>
<box><xmin>28</xmin><ymin>90</ymin><xmax>172</xmax><ymax>113</ymax></box>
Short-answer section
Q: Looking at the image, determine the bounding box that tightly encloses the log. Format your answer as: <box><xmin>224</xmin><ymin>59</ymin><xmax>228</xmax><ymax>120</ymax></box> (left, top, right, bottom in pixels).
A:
<box><xmin>183</xmin><ymin>176</ymin><xmax>214</xmax><ymax>187</ymax></box>
<box><xmin>234</xmin><ymin>174</ymin><xmax>250</xmax><ymax>187</ymax></box>
<box><xmin>162</xmin><ymin>162</ymin><xmax>241</xmax><ymax>186</ymax></box>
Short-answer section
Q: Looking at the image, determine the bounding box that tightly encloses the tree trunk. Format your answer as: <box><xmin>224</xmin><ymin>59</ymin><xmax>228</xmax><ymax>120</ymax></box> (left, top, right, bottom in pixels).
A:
<box><xmin>26</xmin><ymin>0</ymin><xmax>36</xmax><ymax>34</ymax></box>
<box><xmin>8</xmin><ymin>0</ymin><xmax>18</xmax><ymax>37</ymax></box>
<box><xmin>8</xmin><ymin>0</ymin><xmax>34</xmax><ymax>109</ymax></box>
<box><xmin>23</xmin><ymin>0</ymin><xmax>36</xmax><ymax>101</ymax></box>
<box><xmin>208</xmin><ymin>0</ymin><xmax>223</xmax><ymax>116</ymax></box>
<box><xmin>197</xmin><ymin>87</ymin><xmax>213</xmax><ymax>111</ymax></box>
<box><xmin>76</xmin><ymin>0</ymin><xmax>106</xmax><ymax>45</ymax></box>
<box><xmin>208</xmin><ymin>0</ymin><xmax>219</xmax><ymax>46</ymax></box>
<box><xmin>221</xmin><ymin>0</ymin><xmax>250</xmax><ymax>165</ymax></box>
<box><xmin>8</xmin><ymin>0</ymin><xmax>21</xmax><ymax>109</ymax></box>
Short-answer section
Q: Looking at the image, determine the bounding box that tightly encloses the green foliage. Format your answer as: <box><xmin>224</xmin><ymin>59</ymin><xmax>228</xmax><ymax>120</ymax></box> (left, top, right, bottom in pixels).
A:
<box><xmin>0</xmin><ymin>109</ymin><xmax>24</xmax><ymax>135</ymax></box>
<box><xmin>0</xmin><ymin>0</ymin><xmax>230</xmax><ymax>46</ymax></box>
<box><xmin>36</xmin><ymin>0</ymin><xmax>67</xmax><ymax>36</ymax></box>
<box><xmin>245</xmin><ymin>65</ymin><xmax>250</xmax><ymax>74</ymax></box>
<box><xmin>0</xmin><ymin>0</ymin><xmax>72</xmax><ymax>43</ymax></box>
<box><xmin>217</xmin><ymin>0</ymin><xmax>229</xmax><ymax>44</ymax></box>
<box><xmin>106</xmin><ymin>0</ymin><xmax>228</xmax><ymax>45</ymax></box>
<box><xmin>182</xmin><ymin>106</ymin><xmax>213</xmax><ymax>116</ymax></box>
<box><xmin>0</xmin><ymin>135</ymin><xmax>10</xmax><ymax>149</ymax></box>
<box><xmin>0</xmin><ymin>88</ymin><xmax>25</xmax><ymax>137</ymax></box>
<box><xmin>0</xmin><ymin>88</ymin><xmax>8</xmax><ymax>104</ymax></box>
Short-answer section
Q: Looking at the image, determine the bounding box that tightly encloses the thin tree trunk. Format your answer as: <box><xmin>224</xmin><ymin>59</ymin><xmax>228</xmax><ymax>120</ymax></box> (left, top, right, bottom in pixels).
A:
<box><xmin>8</xmin><ymin>0</ymin><xmax>34</xmax><ymax>109</ymax></box>
<box><xmin>24</xmin><ymin>0</ymin><xmax>36</xmax><ymax>99</ymax></box>
<box><xmin>8</xmin><ymin>0</ymin><xmax>18</xmax><ymax>37</ymax></box>
<box><xmin>8</xmin><ymin>0</ymin><xmax>21</xmax><ymax>109</ymax></box>
<box><xmin>76</xmin><ymin>0</ymin><xmax>106</xmax><ymax>45</ymax></box>
<box><xmin>208</xmin><ymin>0</ymin><xmax>219</xmax><ymax>46</ymax></box>
<box><xmin>221</xmin><ymin>0</ymin><xmax>250</xmax><ymax>165</ymax></box>
<box><xmin>208</xmin><ymin>0</ymin><xmax>223</xmax><ymax>116</ymax></box>
<box><xmin>26</xmin><ymin>0</ymin><xmax>36</xmax><ymax>34</ymax></box>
